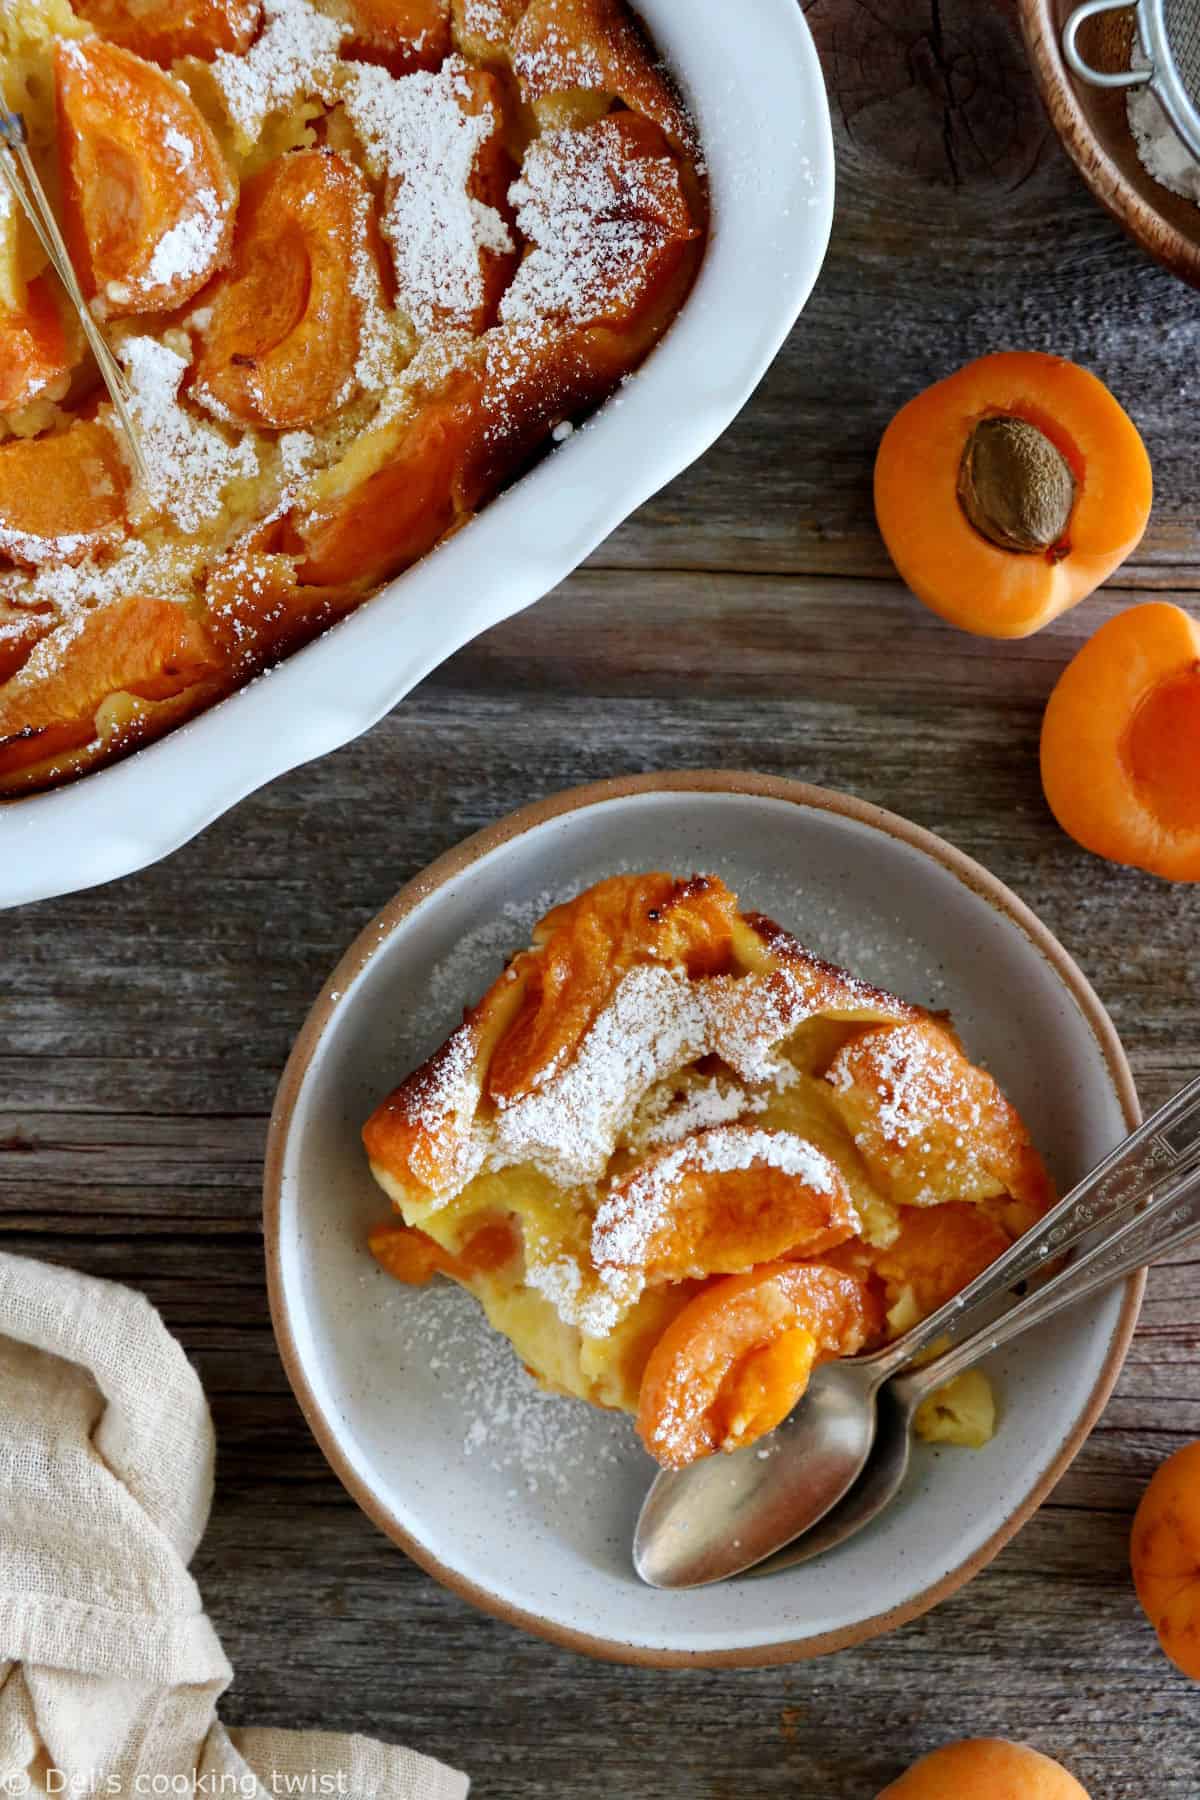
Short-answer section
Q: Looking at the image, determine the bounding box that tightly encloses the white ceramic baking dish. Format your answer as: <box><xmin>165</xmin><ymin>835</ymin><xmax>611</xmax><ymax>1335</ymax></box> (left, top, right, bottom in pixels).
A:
<box><xmin>0</xmin><ymin>0</ymin><xmax>834</xmax><ymax>908</ymax></box>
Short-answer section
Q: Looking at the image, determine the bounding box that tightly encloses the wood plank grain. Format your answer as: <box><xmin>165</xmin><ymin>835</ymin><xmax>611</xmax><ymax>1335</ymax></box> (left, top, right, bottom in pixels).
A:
<box><xmin>591</xmin><ymin>0</ymin><xmax>1200</xmax><ymax>585</ymax></box>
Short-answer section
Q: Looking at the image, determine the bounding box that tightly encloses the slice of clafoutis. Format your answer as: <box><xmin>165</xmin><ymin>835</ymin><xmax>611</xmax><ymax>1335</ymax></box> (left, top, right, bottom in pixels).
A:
<box><xmin>343</xmin><ymin>0</ymin><xmax>453</xmax><ymax>73</ymax></box>
<box><xmin>191</xmin><ymin>150</ymin><xmax>386</xmax><ymax>431</ymax></box>
<box><xmin>55</xmin><ymin>37</ymin><xmax>237</xmax><ymax>321</ymax></box>
<box><xmin>70</xmin><ymin>0</ymin><xmax>261</xmax><ymax>64</ymax></box>
<box><xmin>0</xmin><ymin>594</ymin><xmax>222</xmax><ymax>785</ymax></box>
<box><xmin>0</xmin><ymin>276</ymin><xmax>82</xmax><ymax>413</ymax></box>
<box><xmin>0</xmin><ymin>421</ymin><xmax>127</xmax><ymax>568</ymax></box>
<box><xmin>282</xmin><ymin>111</ymin><xmax>703</xmax><ymax>590</ymax></box>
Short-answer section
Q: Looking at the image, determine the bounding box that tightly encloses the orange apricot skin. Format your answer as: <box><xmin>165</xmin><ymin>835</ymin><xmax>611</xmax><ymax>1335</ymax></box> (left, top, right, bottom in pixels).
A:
<box><xmin>875</xmin><ymin>351</ymin><xmax>1152</xmax><ymax>639</ymax></box>
<box><xmin>876</xmin><ymin>1738</ymin><xmax>1090</xmax><ymax>1800</ymax></box>
<box><xmin>1131</xmin><ymin>1440</ymin><xmax>1200</xmax><ymax>1680</ymax></box>
<box><xmin>1041</xmin><ymin>601</ymin><xmax>1200</xmax><ymax>882</ymax></box>
<box><xmin>71</xmin><ymin>0</ymin><xmax>261</xmax><ymax>64</ymax></box>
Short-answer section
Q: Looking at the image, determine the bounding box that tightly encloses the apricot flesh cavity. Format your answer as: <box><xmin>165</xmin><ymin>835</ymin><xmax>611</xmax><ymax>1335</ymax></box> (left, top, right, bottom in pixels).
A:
<box><xmin>1041</xmin><ymin>601</ymin><xmax>1200</xmax><ymax>881</ymax></box>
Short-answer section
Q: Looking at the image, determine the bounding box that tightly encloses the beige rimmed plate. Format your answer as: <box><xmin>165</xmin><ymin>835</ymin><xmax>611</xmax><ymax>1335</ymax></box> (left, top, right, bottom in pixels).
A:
<box><xmin>264</xmin><ymin>771</ymin><xmax>1141</xmax><ymax>1667</ymax></box>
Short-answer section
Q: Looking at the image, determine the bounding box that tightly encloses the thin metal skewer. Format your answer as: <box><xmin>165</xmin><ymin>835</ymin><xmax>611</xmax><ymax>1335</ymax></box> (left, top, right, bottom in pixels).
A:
<box><xmin>0</xmin><ymin>109</ymin><xmax>150</xmax><ymax>489</ymax></box>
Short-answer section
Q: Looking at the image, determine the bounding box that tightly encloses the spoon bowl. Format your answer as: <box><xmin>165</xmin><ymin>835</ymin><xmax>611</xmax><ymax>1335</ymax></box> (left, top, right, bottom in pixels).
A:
<box><xmin>634</xmin><ymin>1357</ymin><xmax>882</xmax><ymax>1589</ymax></box>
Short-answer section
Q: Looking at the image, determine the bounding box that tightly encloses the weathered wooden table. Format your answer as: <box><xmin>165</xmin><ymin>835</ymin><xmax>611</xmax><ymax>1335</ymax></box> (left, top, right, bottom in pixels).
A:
<box><xmin>6</xmin><ymin>4</ymin><xmax>1199</xmax><ymax>1794</ymax></box>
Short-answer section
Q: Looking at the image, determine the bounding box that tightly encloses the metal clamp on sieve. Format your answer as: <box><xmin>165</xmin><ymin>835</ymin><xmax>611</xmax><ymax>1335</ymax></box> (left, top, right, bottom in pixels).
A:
<box><xmin>1063</xmin><ymin>0</ymin><xmax>1200</xmax><ymax>163</ymax></box>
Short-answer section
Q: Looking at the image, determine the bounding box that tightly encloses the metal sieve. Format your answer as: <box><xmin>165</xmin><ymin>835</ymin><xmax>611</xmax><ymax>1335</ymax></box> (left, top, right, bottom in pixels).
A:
<box><xmin>1064</xmin><ymin>0</ymin><xmax>1200</xmax><ymax>162</ymax></box>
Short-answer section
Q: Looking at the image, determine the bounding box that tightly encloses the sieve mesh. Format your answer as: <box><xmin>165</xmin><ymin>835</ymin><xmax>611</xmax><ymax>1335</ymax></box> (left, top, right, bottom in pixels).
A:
<box><xmin>1162</xmin><ymin>0</ymin><xmax>1200</xmax><ymax>111</ymax></box>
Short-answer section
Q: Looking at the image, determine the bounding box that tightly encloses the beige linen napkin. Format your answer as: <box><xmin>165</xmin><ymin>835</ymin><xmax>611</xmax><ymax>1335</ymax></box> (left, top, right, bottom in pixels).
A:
<box><xmin>0</xmin><ymin>1250</ymin><xmax>468</xmax><ymax>1800</ymax></box>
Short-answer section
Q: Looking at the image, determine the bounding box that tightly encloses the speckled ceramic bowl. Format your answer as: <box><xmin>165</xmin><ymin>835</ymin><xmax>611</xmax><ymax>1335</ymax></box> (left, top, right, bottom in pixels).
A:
<box><xmin>264</xmin><ymin>772</ymin><xmax>1141</xmax><ymax>1666</ymax></box>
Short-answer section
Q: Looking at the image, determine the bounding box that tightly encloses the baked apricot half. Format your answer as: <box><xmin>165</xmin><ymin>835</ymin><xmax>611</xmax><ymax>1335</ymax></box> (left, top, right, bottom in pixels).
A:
<box><xmin>56</xmin><ymin>38</ymin><xmax>237</xmax><ymax>319</ymax></box>
<box><xmin>0</xmin><ymin>276</ymin><xmax>77</xmax><ymax>413</ymax></box>
<box><xmin>71</xmin><ymin>0</ymin><xmax>261</xmax><ymax>65</ymax></box>
<box><xmin>0</xmin><ymin>594</ymin><xmax>219</xmax><ymax>779</ymax></box>
<box><xmin>636</xmin><ymin>1260</ymin><xmax>879</xmax><ymax>1467</ymax></box>
<box><xmin>193</xmin><ymin>150</ymin><xmax>385</xmax><ymax>429</ymax></box>
<box><xmin>1041</xmin><ymin>601</ymin><xmax>1200</xmax><ymax>881</ymax></box>
<box><xmin>0</xmin><ymin>420</ymin><xmax>127</xmax><ymax>567</ymax></box>
<box><xmin>875</xmin><ymin>351</ymin><xmax>1152</xmax><ymax>639</ymax></box>
<box><xmin>592</xmin><ymin>1129</ymin><xmax>860</xmax><ymax>1281</ymax></box>
<box><xmin>344</xmin><ymin>0</ymin><xmax>452</xmax><ymax>72</ymax></box>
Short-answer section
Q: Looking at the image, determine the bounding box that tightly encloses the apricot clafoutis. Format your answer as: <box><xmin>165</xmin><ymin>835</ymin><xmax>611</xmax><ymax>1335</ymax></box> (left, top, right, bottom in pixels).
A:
<box><xmin>362</xmin><ymin>872</ymin><xmax>1055</xmax><ymax>1470</ymax></box>
<box><xmin>0</xmin><ymin>0</ymin><xmax>707</xmax><ymax>793</ymax></box>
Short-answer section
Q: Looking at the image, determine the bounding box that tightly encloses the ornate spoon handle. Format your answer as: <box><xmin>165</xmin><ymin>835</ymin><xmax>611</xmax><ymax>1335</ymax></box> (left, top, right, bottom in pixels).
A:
<box><xmin>901</xmin><ymin>1155</ymin><xmax>1200</xmax><ymax>1403</ymax></box>
<box><xmin>868</xmin><ymin>1072</ymin><xmax>1200</xmax><ymax>1381</ymax></box>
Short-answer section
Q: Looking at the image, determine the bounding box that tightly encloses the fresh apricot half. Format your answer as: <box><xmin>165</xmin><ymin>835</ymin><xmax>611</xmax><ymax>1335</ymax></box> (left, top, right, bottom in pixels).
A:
<box><xmin>592</xmin><ymin>1128</ymin><xmax>860</xmax><ymax>1281</ymax></box>
<box><xmin>636</xmin><ymin>1260</ymin><xmax>879</xmax><ymax>1467</ymax></box>
<box><xmin>0</xmin><ymin>277</ymin><xmax>77</xmax><ymax>414</ymax></box>
<box><xmin>344</xmin><ymin>0</ymin><xmax>452</xmax><ymax>72</ymax></box>
<box><xmin>71</xmin><ymin>0</ymin><xmax>262</xmax><ymax>65</ymax></box>
<box><xmin>1131</xmin><ymin>1440</ymin><xmax>1200</xmax><ymax>1679</ymax></box>
<box><xmin>876</xmin><ymin>1738</ymin><xmax>1090</xmax><ymax>1800</ymax></box>
<box><xmin>1041</xmin><ymin>600</ymin><xmax>1200</xmax><ymax>881</ymax></box>
<box><xmin>0</xmin><ymin>420</ymin><xmax>127</xmax><ymax>567</ymax></box>
<box><xmin>0</xmin><ymin>594</ymin><xmax>219</xmax><ymax>778</ymax></box>
<box><xmin>56</xmin><ymin>38</ymin><xmax>237</xmax><ymax>319</ymax></box>
<box><xmin>193</xmin><ymin>150</ymin><xmax>385</xmax><ymax>429</ymax></box>
<box><xmin>875</xmin><ymin>351</ymin><xmax>1152</xmax><ymax>639</ymax></box>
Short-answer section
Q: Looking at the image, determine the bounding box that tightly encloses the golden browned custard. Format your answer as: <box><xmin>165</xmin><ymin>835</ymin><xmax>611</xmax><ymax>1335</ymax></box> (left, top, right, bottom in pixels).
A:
<box><xmin>362</xmin><ymin>874</ymin><xmax>1056</xmax><ymax>1468</ymax></box>
<box><xmin>0</xmin><ymin>0</ymin><xmax>705</xmax><ymax>792</ymax></box>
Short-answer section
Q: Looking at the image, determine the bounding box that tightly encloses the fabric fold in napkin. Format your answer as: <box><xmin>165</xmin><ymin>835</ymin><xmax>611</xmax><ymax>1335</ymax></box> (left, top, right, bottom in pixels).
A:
<box><xmin>0</xmin><ymin>1250</ymin><xmax>468</xmax><ymax>1800</ymax></box>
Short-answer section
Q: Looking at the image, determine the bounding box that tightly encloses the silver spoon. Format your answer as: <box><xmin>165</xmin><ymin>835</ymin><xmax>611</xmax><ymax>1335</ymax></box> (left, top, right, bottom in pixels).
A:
<box><xmin>634</xmin><ymin>1073</ymin><xmax>1200</xmax><ymax>1589</ymax></box>
<box><xmin>751</xmin><ymin>1137</ymin><xmax>1200</xmax><ymax>1578</ymax></box>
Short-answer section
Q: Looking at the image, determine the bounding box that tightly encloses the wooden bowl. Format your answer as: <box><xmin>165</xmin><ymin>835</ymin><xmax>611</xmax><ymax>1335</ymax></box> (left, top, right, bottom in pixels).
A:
<box><xmin>1020</xmin><ymin>0</ymin><xmax>1200</xmax><ymax>288</ymax></box>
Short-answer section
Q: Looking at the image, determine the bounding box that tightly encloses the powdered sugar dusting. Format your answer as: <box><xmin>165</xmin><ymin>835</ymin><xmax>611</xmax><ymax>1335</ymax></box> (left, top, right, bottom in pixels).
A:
<box><xmin>591</xmin><ymin>1126</ymin><xmax>842</xmax><ymax>1271</ymax></box>
<box><xmin>329</xmin><ymin>58</ymin><xmax>513</xmax><ymax>333</ymax></box>
<box><xmin>214</xmin><ymin>0</ymin><xmax>346</xmax><ymax>143</ymax></box>
<box><xmin>501</xmin><ymin>119</ymin><xmax>684</xmax><ymax>328</ymax></box>
<box><xmin>491</xmin><ymin>963</ymin><xmax>710</xmax><ymax>1188</ymax></box>
<box><xmin>120</xmin><ymin>336</ymin><xmax>259</xmax><ymax>532</ymax></box>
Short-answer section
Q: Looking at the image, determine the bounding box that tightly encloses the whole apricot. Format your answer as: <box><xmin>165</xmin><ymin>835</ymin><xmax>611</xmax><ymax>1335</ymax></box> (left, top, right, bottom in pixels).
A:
<box><xmin>1131</xmin><ymin>1440</ymin><xmax>1200</xmax><ymax>1680</ymax></box>
<box><xmin>876</xmin><ymin>1738</ymin><xmax>1090</xmax><ymax>1800</ymax></box>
